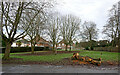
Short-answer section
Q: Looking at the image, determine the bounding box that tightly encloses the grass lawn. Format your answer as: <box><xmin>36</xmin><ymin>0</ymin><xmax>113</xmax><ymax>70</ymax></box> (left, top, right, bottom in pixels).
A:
<box><xmin>11</xmin><ymin>53</ymin><xmax>73</xmax><ymax>62</ymax></box>
<box><xmin>1</xmin><ymin>50</ymin><xmax>120</xmax><ymax>62</ymax></box>
<box><xmin>79</xmin><ymin>50</ymin><xmax>120</xmax><ymax>61</ymax></box>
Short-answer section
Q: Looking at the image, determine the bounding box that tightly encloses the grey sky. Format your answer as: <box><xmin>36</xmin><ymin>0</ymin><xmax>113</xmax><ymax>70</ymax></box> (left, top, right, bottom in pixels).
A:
<box><xmin>54</xmin><ymin>0</ymin><xmax>119</xmax><ymax>40</ymax></box>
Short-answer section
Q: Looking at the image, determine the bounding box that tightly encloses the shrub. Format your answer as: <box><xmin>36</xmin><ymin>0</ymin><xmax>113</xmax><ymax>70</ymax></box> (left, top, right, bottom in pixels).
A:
<box><xmin>1</xmin><ymin>47</ymin><xmax>51</xmax><ymax>53</ymax></box>
<box><xmin>91</xmin><ymin>46</ymin><xmax>94</xmax><ymax>50</ymax></box>
<box><xmin>85</xmin><ymin>47</ymin><xmax>89</xmax><ymax>50</ymax></box>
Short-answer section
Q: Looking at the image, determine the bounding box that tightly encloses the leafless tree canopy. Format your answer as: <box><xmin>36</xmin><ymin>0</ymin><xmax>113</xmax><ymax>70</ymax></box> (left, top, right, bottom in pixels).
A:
<box><xmin>45</xmin><ymin>12</ymin><xmax>61</xmax><ymax>53</ymax></box>
<box><xmin>60</xmin><ymin>15</ymin><xmax>80</xmax><ymax>51</ymax></box>
<box><xmin>81</xmin><ymin>21</ymin><xmax>98</xmax><ymax>42</ymax></box>
<box><xmin>102</xmin><ymin>2</ymin><xmax>119</xmax><ymax>46</ymax></box>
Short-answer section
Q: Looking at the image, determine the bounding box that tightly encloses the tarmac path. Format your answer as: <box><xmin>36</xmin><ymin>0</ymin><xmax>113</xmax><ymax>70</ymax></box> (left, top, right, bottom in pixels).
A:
<box><xmin>1</xmin><ymin>64</ymin><xmax>119</xmax><ymax>73</ymax></box>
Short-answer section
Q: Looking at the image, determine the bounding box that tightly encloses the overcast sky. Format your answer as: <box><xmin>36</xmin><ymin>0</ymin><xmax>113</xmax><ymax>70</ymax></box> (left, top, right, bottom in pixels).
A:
<box><xmin>53</xmin><ymin>0</ymin><xmax>119</xmax><ymax>40</ymax></box>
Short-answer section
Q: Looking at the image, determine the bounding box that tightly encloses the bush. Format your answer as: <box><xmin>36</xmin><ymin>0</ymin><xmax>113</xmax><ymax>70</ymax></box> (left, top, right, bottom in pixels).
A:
<box><xmin>44</xmin><ymin>47</ymin><xmax>51</xmax><ymax>50</ymax></box>
<box><xmin>85</xmin><ymin>47</ymin><xmax>89</xmax><ymax>50</ymax></box>
<box><xmin>1</xmin><ymin>47</ymin><xmax>51</xmax><ymax>53</ymax></box>
<box><xmin>91</xmin><ymin>46</ymin><xmax>94</xmax><ymax>50</ymax></box>
<box><xmin>2</xmin><ymin>40</ymin><xmax>6</xmax><ymax>47</ymax></box>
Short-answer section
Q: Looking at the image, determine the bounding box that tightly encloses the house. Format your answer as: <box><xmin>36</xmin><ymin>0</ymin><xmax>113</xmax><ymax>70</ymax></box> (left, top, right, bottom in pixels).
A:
<box><xmin>11</xmin><ymin>35</ymin><xmax>52</xmax><ymax>49</ymax></box>
<box><xmin>36</xmin><ymin>37</ymin><xmax>52</xmax><ymax>48</ymax></box>
<box><xmin>11</xmin><ymin>39</ymin><xmax>30</xmax><ymax>47</ymax></box>
<box><xmin>20</xmin><ymin>39</ymin><xmax>30</xmax><ymax>47</ymax></box>
<box><xmin>57</xmin><ymin>39</ymin><xmax>75</xmax><ymax>49</ymax></box>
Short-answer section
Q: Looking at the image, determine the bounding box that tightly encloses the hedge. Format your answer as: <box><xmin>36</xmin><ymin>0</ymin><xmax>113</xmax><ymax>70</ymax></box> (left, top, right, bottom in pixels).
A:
<box><xmin>1</xmin><ymin>47</ymin><xmax>52</xmax><ymax>53</ymax></box>
<box><xmin>93</xmin><ymin>47</ymin><xmax>119</xmax><ymax>52</ymax></box>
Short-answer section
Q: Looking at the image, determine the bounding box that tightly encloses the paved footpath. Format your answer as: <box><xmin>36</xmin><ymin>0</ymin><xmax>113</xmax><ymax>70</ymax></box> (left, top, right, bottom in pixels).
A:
<box><xmin>1</xmin><ymin>64</ymin><xmax>119</xmax><ymax>73</ymax></box>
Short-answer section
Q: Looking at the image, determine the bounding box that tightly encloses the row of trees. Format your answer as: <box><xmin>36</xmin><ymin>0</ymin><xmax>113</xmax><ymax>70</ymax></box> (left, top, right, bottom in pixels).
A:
<box><xmin>46</xmin><ymin>1</ymin><xmax>120</xmax><ymax>52</ymax></box>
<box><xmin>46</xmin><ymin>12</ymin><xmax>99</xmax><ymax>52</ymax></box>
<box><xmin>1</xmin><ymin>1</ymin><xmax>119</xmax><ymax>60</ymax></box>
<box><xmin>0</xmin><ymin>1</ymin><xmax>99</xmax><ymax>60</ymax></box>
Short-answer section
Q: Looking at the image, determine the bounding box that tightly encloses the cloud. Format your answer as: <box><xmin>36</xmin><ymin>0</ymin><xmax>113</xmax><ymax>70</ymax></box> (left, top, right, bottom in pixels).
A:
<box><xmin>54</xmin><ymin>0</ymin><xmax>119</xmax><ymax>40</ymax></box>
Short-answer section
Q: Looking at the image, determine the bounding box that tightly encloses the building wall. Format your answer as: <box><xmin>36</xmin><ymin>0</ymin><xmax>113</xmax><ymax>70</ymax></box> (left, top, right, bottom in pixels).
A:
<box><xmin>36</xmin><ymin>37</ymin><xmax>52</xmax><ymax>48</ymax></box>
<box><xmin>57</xmin><ymin>40</ymin><xmax>75</xmax><ymax>49</ymax></box>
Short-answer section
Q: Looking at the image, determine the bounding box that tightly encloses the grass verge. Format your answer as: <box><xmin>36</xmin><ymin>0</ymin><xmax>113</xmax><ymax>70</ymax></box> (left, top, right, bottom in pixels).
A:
<box><xmin>1</xmin><ymin>50</ymin><xmax>120</xmax><ymax>62</ymax></box>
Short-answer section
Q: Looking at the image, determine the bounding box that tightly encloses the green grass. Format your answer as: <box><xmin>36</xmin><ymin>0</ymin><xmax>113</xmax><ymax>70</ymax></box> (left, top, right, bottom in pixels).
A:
<box><xmin>79</xmin><ymin>50</ymin><xmax>120</xmax><ymax>61</ymax></box>
<box><xmin>11</xmin><ymin>53</ymin><xmax>73</xmax><ymax>62</ymax></box>
<box><xmin>1</xmin><ymin>50</ymin><xmax>120</xmax><ymax>62</ymax></box>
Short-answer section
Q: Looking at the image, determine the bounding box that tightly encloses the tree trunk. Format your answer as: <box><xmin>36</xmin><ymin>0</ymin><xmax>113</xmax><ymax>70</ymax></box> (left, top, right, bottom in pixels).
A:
<box><xmin>3</xmin><ymin>42</ymin><xmax>11</xmax><ymax>60</ymax></box>
<box><xmin>65</xmin><ymin>44</ymin><xmax>68</xmax><ymax>51</ymax></box>
<box><xmin>112</xmin><ymin>39</ymin><xmax>116</xmax><ymax>47</ymax></box>
<box><xmin>53</xmin><ymin>43</ymin><xmax>56</xmax><ymax>54</ymax></box>
<box><xmin>31</xmin><ymin>45</ymin><xmax>35</xmax><ymax>54</ymax></box>
<box><xmin>31</xmin><ymin>40</ymin><xmax>35</xmax><ymax>54</ymax></box>
<box><xmin>53</xmin><ymin>43</ymin><xmax>55</xmax><ymax>51</ymax></box>
<box><xmin>90</xmin><ymin>40</ymin><xmax>93</xmax><ymax>50</ymax></box>
<box><xmin>69</xmin><ymin>44</ymin><xmax>72</xmax><ymax>51</ymax></box>
<box><xmin>118</xmin><ymin>34</ymin><xmax>120</xmax><ymax>52</ymax></box>
<box><xmin>56</xmin><ymin>44</ymin><xmax>58</xmax><ymax>49</ymax></box>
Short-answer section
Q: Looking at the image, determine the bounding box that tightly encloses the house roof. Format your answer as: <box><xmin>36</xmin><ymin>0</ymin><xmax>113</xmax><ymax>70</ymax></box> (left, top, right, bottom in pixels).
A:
<box><xmin>35</xmin><ymin>35</ymin><xmax>51</xmax><ymax>44</ymax></box>
<box><xmin>19</xmin><ymin>35</ymin><xmax>51</xmax><ymax>44</ymax></box>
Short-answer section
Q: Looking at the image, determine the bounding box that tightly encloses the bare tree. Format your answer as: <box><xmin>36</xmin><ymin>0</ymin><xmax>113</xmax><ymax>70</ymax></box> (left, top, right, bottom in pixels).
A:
<box><xmin>60</xmin><ymin>15</ymin><xmax>80</xmax><ymax>51</ymax></box>
<box><xmin>46</xmin><ymin>14</ymin><xmax>61</xmax><ymax>53</ymax></box>
<box><xmin>67</xmin><ymin>15</ymin><xmax>80</xmax><ymax>51</ymax></box>
<box><xmin>102</xmin><ymin>2</ymin><xmax>119</xmax><ymax>47</ymax></box>
<box><xmin>0</xmin><ymin>1</ymin><xmax>53</xmax><ymax>59</ymax></box>
<box><xmin>1</xmin><ymin>2</ymin><xmax>29</xmax><ymax>60</ymax></box>
<box><xmin>80</xmin><ymin>21</ymin><xmax>98</xmax><ymax>50</ymax></box>
<box><xmin>23</xmin><ymin>12</ymin><xmax>47</xmax><ymax>54</ymax></box>
<box><xmin>23</xmin><ymin>1</ymin><xmax>54</xmax><ymax>54</ymax></box>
